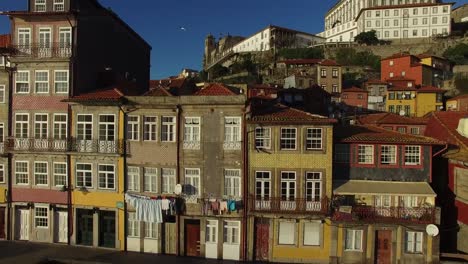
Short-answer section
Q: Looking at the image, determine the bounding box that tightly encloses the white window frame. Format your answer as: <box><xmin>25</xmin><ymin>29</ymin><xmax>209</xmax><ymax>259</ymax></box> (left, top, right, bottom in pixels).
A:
<box><xmin>53</xmin><ymin>162</ymin><xmax>67</xmax><ymax>187</ymax></box>
<box><xmin>98</xmin><ymin>114</ymin><xmax>115</xmax><ymax>141</ymax></box>
<box><xmin>98</xmin><ymin>164</ymin><xmax>115</xmax><ymax>190</ymax></box>
<box><xmin>127</xmin><ymin>115</ymin><xmax>139</xmax><ymax>141</ymax></box>
<box><xmin>16</xmin><ymin>70</ymin><xmax>30</xmax><ymax>94</ymax></box>
<box><xmin>404</xmin><ymin>145</ymin><xmax>421</xmax><ymax>165</ymax></box>
<box><xmin>76</xmin><ymin>114</ymin><xmax>93</xmax><ymax>140</ymax></box>
<box><xmin>54</xmin><ymin>70</ymin><xmax>69</xmax><ymax>94</ymax></box>
<box><xmin>303</xmin><ymin>221</ymin><xmax>321</xmax><ymax>246</ymax></box>
<box><xmin>143</xmin><ymin>116</ymin><xmax>157</xmax><ymax>141</ymax></box>
<box><xmin>280</xmin><ymin>128</ymin><xmax>297</xmax><ymax>150</ymax></box>
<box><xmin>278</xmin><ymin>221</ymin><xmax>296</xmax><ymax>245</ymax></box>
<box><xmin>161</xmin><ymin>116</ymin><xmax>176</xmax><ymax>142</ymax></box>
<box><xmin>0</xmin><ymin>164</ymin><xmax>5</xmax><ymax>183</ymax></box>
<box><xmin>223</xmin><ymin>221</ymin><xmax>240</xmax><ymax>245</ymax></box>
<box><xmin>53</xmin><ymin>0</ymin><xmax>65</xmax><ymax>11</ymax></box>
<box><xmin>34</xmin><ymin>161</ymin><xmax>48</xmax><ymax>186</ymax></box>
<box><xmin>35</xmin><ymin>70</ymin><xmax>49</xmax><ymax>93</ymax></box>
<box><xmin>206</xmin><ymin>220</ymin><xmax>218</xmax><ymax>243</ymax></box>
<box><xmin>406</xmin><ymin>231</ymin><xmax>423</xmax><ymax>253</ymax></box>
<box><xmin>161</xmin><ymin>168</ymin><xmax>176</xmax><ymax>194</ymax></box>
<box><xmin>255</xmin><ymin>171</ymin><xmax>271</xmax><ymax>200</ymax></box>
<box><xmin>35</xmin><ymin>0</ymin><xmax>46</xmax><ymax>12</ymax></box>
<box><xmin>18</xmin><ymin>28</ymin><xmax>31</xmax><ymax>53</ymax></box>
<box><xmin>224</xmin><ymin>169</ymin><xmax>241</xmax><ymax>198</ymax></box>
<box><xmin>184</xmin><ymin>168</ymin><xmax>200</xmax><ymax>196</ymax></box>
<box><xmin>127</xmin><ymin>212</ymin><xmax>140</xmax><ymax>237</ymax></box>
<box><xmin>345</xmin><ymin>229</ymin><xmax>363</xmax><ymax>251</ymax></box>
<box><xmin>184</xmin><ymin>117</ymin><xmax>200</xmax><ymax>145</ymax></box>
<box><xmin>127</xmin><ymin>166</ymin><xmax>140</xmax><ymax>192</ymax></box>
<box><xmin>0</xmin><ymin>85</ymin><xmax>5</xmax><ymax>103</ymax></box>
<box><xmin>380</xmin><ymin>145</ymin><xmax>397</xmax><ymax>165</ymax></box>
<box><xmin>410</xmin><ymin>127</ymin><xmax>420</xmax><ymax>135</ymax></box>
<box><xmin>143</xmin><ymin>167</ymin><xmax>157</xmax><ymax>193</ymax></box>
<box><xmin>53</xmin><ymin>114</ymin><xmax>67</xmax><ymax>140</ymax></box>
<box><xmin>305</xmin><ymin>172</ymin><xmax>322</xmax><ymax>202</ymax></box>
<box><xmin>35</xmin><ymin>206</ymin><xmax>49</xmax><ymax>228</ymax></box>
<box><xmin>145</xmin><ymin>222</ymin><xmax>159</xmax><ymax>239</ymax></box>
<box><xmin>15</xmin><ymin>113</ymin><xmax>29</xmax><ymax>138</ymax></box>
<box><xmin>0</xmin><ymin>123</ymin><xmax>4</xmax><ymax>143</ymax></box>
<box><xmin>34</xmin><ymin>113</ymin><xmax>48</xmax><ymax>139</ymax></box>
<box><xmin>306</xmin><ymin>128</ymin><xmax>323</xmax><ymax>150</ymax></box>
<box><xmin>375</xmin><ymin>195</ymin><xmax>391</xmax><ymax>207</ymax></box>
<box><xmin>281</xmin><ymin>171</ymin><xmax>296</xmax><ymax>201</ymax></box>
<box><xmin>358</xmin><ymin>145</ymin><xmax>374</xmax><ymax>164</ymax></box>
<box><xmin>15</xmin><ymin>161</ymin><xmax>29</xmax><ymax>185</ymax></box>
<box><xmin>254</xmin><ymin>127</ymin><xmax>271</xmax><ymax>150</ymax></box>
<box><xmin>403</xmin><ymin>196</ymin><xmax>419</xmax><ymax>208</ymax></box>
<box><xmin>76</xmin><ymin>163</ymin><xmax>92</xmax><ymax>188</ymax></box>
<box><xmin>224</xmin><ymin>116</ymin><xmax>242</xmax><ymax>144</ymax></box>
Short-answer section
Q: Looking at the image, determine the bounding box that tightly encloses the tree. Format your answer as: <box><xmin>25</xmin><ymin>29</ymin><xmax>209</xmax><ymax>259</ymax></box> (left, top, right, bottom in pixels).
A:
<box><xmin>354</xmin><ymin>30</ymin><xmax>379</xmax><ymax>45</ymax></box>
<box><xmin>443</xmin><ymin>43</ymin><xmax>468</xmax><ymax>65</ymax></box>
<box><xmin>278</xmin><ymin>47</ymin><xmax>324</xmax><ymax>59</ymax></box>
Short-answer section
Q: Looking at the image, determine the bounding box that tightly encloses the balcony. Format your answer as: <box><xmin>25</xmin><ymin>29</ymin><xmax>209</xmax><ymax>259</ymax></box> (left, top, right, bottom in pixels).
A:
<box><xmin>6</xmin><ymin>137</ymin><xmax>125</xmax><ymax>155</ymax></box>
<box><xmin>248</xmin><ymin>195</ymin><xmax>329</xmax><ymax>215</ymax></box>
<box><xmin>10</xmin><ymin>43</ymin><xmax>72</xmax><ymax>58</ymax></box>
<box><xmin>332</xmin><ymin>205</ymin><xmax>435</xmax><ymax>224</ymax></box>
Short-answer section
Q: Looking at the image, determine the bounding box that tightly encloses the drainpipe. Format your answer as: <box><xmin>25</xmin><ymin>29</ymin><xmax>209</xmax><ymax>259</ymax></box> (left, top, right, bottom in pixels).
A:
<box><xmin>120</xmin><ymin>105</ymin><xmax>128</xmax><ymax>252</ymax></box>
<box><xmin>241</xmin><ymin>108</ymin><xmax>248</xmax><ymax>261</ymax></box>
<box><xmin>176</xmin><ymin>104</ymin><xmax>182</xmax><ymax>256</ymax></box>
<box><xmin>67</xmin><ymin>105</ymin><xmax>72</xmax><ymax>245</ymax></box>
<box><xmin>6</xmin><ymin>62</ymin><xmax>14</xmax><ymax>241</ymax></box>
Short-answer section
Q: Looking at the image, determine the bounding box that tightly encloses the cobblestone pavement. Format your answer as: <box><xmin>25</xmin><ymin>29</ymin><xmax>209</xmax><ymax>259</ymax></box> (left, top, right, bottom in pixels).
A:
<box><xmin>0</xmin><ymin>241</ymin><xmax>241</xmax><ymax>264</ymax></box>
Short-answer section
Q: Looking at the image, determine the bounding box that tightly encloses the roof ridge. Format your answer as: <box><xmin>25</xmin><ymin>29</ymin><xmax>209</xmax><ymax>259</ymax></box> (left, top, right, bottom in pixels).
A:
<box><xmin>433</xmin><ymin>112</ymin><xmax>468</xmax><ymax>149</ymax></box>
<box><xmin>278</xmin><ymin>103</ymin><xmax>327</xmax><ymax>119</ymax></box>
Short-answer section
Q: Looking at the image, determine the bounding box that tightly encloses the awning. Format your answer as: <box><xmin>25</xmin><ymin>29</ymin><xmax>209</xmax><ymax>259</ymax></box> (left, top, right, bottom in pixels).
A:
<box><xmin>333</xmin><ymin>180</ymin><xmax>436</xmax><ymax>197</ymax></box>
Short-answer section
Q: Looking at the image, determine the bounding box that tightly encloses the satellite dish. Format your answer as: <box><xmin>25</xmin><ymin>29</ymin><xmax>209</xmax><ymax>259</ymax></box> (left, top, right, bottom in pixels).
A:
<box><xmin>426</xmin><ymin>224</ymin><xmax>439</xmax><ymax>237</ymax></box>
<box><xmin>174</xmin><ymin>184</ymin><xmax>182</xmax><ymax>195</ymax></box>
<box><xmin>399</xmin><ymin>110</ymin><xmax>406</xmax><ymax>116</ymax></box>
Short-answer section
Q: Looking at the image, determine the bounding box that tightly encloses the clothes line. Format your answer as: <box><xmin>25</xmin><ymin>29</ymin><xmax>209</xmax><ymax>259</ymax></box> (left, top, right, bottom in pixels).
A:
<box><xmin>125</xmin><ymin>193</ymin><xmax>163</xmax><ymax>223</ymax></box>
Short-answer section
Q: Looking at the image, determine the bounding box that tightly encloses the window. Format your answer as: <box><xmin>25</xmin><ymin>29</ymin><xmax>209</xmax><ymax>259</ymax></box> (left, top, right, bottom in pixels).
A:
<box><xmin>422</xmin><ymin>29</ymin><xmax>428</xmax><ymax>36</ymax></box>
<box><xmin>54</xmin><ymin>70</ymin><xmax>68</xmax><ymax>93</ymax></box>
<box><xmin>403</xmin><ymin>196</ymin><xmax>419</xmax><ymax>208</ymax></box>
<box><xmin>15</xmin><ymin>114</ymin><xmax>29</xmax><ymax>138</ymax></box>
<box><xmin>162</xmin><ymin>168</ymin><xmax>176</xmax><ymax>194</ymax></box>
<box><xmin>385</xmin><ymin>20</ymin><xmax>389</xmax><ymax>27</ymax></box>
<box><xmin>423</xmin><ymin>8</ymin><xmax>428</xmax><ymax>14</ymax></box>
<box><xmin>184</xmin><ymin>117</ymin><xmax>200</xmax><ymax>146</ymax></box>
<box><xmin>53</xmin><ymin>114</ymin><xmax>67</xmax><ymax>140</ymax></box>
<box><xmin>0</xmin><ymin>85</ymin><xmax>5</xmax><ymax>103</ymax></box>
<box><xmin>389</xmin><ymin>105</ymin><xmax>395</xmax><ymax>113</ymax></box>
<box><xmin>381</xmin><ymin>145</ymin><xmax>397</xmax><ymax>165</ymax></box>
<box><xmin>432</xmin><ymin>7</ymin><xmax>438</xmax><ymax>14</ymax></box>
<box><xmin>38</xmin><ymin>28</ymin><xmax>51</xmax><ymax>56</ymax></box>
<box><xmin>77</xmin><ymin>115</ymin><xmax>92</xmax><ymax>140</ymax></box>
<box><xmin>345</xmin><ymin>229</ymin><xmax>363</xmax><ymax>251</ymax></box>
<box><xmin>184</xmin><ymin>168</ymin><xmax>200</xmax><ymax>196</ymax></box>
<box><xmin>16</xmin><ymin>161</ymin><xmax>29</xmax><ymax>185</ymax></box>
<box><xmin>389</xmin><ymin>72</ymin><xmax>394</xmax><ymax>78</ymax></box>
<box><xmin>127</xmin><ymin>116</ymin><xmax>139</xmax><ymax>141</ymax></box>
<box><xmin>404</xmin><ymin>146</ymin><xmax>421</xmax><ymax>165</ymax></box>
<box><xmin>413</xmin><ymin>8</ymin><xmax>418</xmax><ymax>15</ymax></box>
<box><xmin>335</xmin><ymin>144</ymin><xmax>350</xmax><ymax>163</ymax></box>
<box><xmin>403</xmin><ymin>19</ymin><xmax>408</xmax><ymax>28</ymax></box>
<box><xmin>143</xmin><ymin>116</ymin><xmax>157</xmax><ymax>141</ymax></box>
<box><xmin>278</xmin><ymin>222</ymin><xmax>296</xmax><ymax>245</ymax></box>
<box><xmin>376</xmin><ymin>11</ymin><xmax>380</xmax><ymax>17</ymax></box>
<box><xmin>406</xmin><ymin>231</ymin><xmax>423</xmax><ymax>253</ymax></box>
<box><xmin>18</xmin><ymin>28</ymin><xmax>31</xmax><ymax>52</ymax></box>
<box><xmin>255</xmin><ymin>127</ymin><xmax>271</xmax><ymax>149</ymax></box>
<box><xmin>432</xmin><ymin>17</ymin><xmax>437</xmax><ymax>25</ymax></box>
<box><xmin>303</xmin><ymin>222</ymin><xmax>321</xmax><ymax>246</ymax></box>
<box><xmin>442</xmin><ymin>16</ymin><xmax>447</xmax><ymax>23</ymax></box>
<box><xmin>358</xmin><ymin>145</ymin><xmax>374</xmax><ymax>164</ymax></box>
<box><xmin>224</xmin><ymin>117</ymin><xmax>241</xmax><ymax>146</ymax></box>
<box><xmin>367</xmin><ymin>11</ymin><xmax>371</xmax><ymax>17</ymax></box>
<box><xmin>397</xmin><ymin>127</ymin><xmax>406</xmax><ymax>133</ymax></box>
<box><xmin>127</xmin><ymin>166</ymin><xmax>140</xmax><ymax>192</ymax></box>
<box><xmin>53</xmin><ymin>162</ymin><xmax>67</xmax><ymax>187</ymax></box>
<box><xmin>143</xmin><ymin>222</ymin><xmax>159</xmax><ymax>239</ymax></box>
<box><xmin>367</xmin><ymin>21</ymin><xmax>371</xmax><ymax>28</ymax></box>
<box><xmin>305</xmin><ymin>172</ymin><xmax>321</xmax><ymax>202</ymax></box>
<box><xmin>281</xmin><ymin>172</ymin><xmax>296</xmax><ymax>201</ymax></box>
<box><xmin>144</xmin><ymin>167</ymin><xmax>157</xmax><ymax>193</ymax></box>
<box><xmin>432</xmin><ymin>29</ymin><xmax>438</xmax><ymax>36</ymax></box>
<box><xmin>394</xmin><ymin>31</ymin><xmax>399</xmax><ymax>37</ymax></box>
<box><xmin>99</xmin><ymin>115</ymin><xmax>115</xmax><ymax>141</ymax></box>
<box><xmin>394</xmin><ymin>20</ymin><xmax>399</xmax><ymax>26</ymax></box>
<box><xmin>98</xmin><ymin>164</ymin><xmax>115</xmax><ymax>189</ymax></box>
<box><xmin>224</xmin><ymin>169</ymin><xmax>241</xmax><ymax>197</ymax></box>
<box><xmin>34</xmin><ymin>162</ymin><xmax>48</xmax><ymax>185</ymax></box>
<box><xmin>443</xmin><ymin>6</ymin><xmax>448</xmax><ymax>13</ymax></box>
<box><xmin>0</xmin><ymin>56</ymin><xmax>4</xmax><ymax>66</ymax></box>
<box><xmin>320</xmin><ymin>69</ymin><xmax>327</xmax><ymax>78</ymax></box>
<box><xmin>224</xmin><ymin>221</ymin><xmax>240</xmax><ymax>244</ymax></box>
<box><xmin>206</xmin><ymin>220</ymin><xmax>217</xmax><ymax>243</ymax></box>
<box><xmin>410</xmin><ymin>127</ymin><xmax>420</xmax><ymax>135</ymax></box>
<box><xmin>280</xmin><ymin>128</ymin><xmax>297</xmax><ymax>150</ymax></box>
<box><xmin>255</xmin><ymin>171</ymin><xmax>271</xmax><ymax>200</ymax></box>
<box><xmin>306</xmin><ymin>128</ymin><xmax>322</xmax><ymax>150</ymax></box>
<box><xmin>34</xmin><ymin>114</ymin><xmax>48</xmax><ymax>139</ymax></box>
<box><xmin>413</xmin><ymin>18</ymin><xmax>418</xmax><ymax>25</ymax></box>
<box><xmin>35</xmin><ymin>206</ymin><xmax>48</xmax><ymax>228</ymax></box>
<box><xmin>0</xmin><ymin>164</ymin><xmax>4</xmax><ymax>183</ymax></box>
<box><xmin>58</xmin><ymin>27</ymin><xmax>72</xmax><ymax>55</ymax></box>
<box><xmin>376</xmin><ymin>21</ymin><xmax>381</xmax><ymax>27</ymax></box>
<box><xmin>385</xmin><ymin>31</ymin><xmax>389</xmax><ymax>38</ymax></box>
<box><xmin>35</xmin><ymin>71</ymin><xmax>49</xmax><ymax>93</ymax></box>
<box><xmin>161</xmin><ymin>116</ymin><xmax>176</xmax><ymax>142</ymax></box>
<box><xmin>76</xmin><ymin>163</ymin><xmax>92</xmax><ymax>188</ymax></box>
<box><xmin>332</xmin><ymin>85</ymin><xmax>339</xmax><ymax>93</ymax></box>
<box><xmin>127</xmin><ymin>212</ymin><xmax>140</xmax><ymax>237</ymax></box>
<box><xmin>388</xmin><ymin>93</ymin><xmax>395</xmax><ymax>100</ymax></box>
<box><xmin>16</xmin><ymin>71</ymin><xmax>30</xmax><ymax>93</ymax></box>
<box><xmin>332</xmin><ymin>68</ymin><xmax>339</xmax><ymax>78</ymax></box>
<box><xmin>54</xmin><ymin>0</ymin><xmax>65</xmax><ymax>11</ymax></box>
<box><xmin>385</xmin><ymin>10</ymin><xmax>389</xmax><ymax>16</ymax></box>
<box><xmin>35</xmin><ymin>0</ymin><xmax>46</xmax><ymax>12</ymax></box>
<box><xmin>423</xmin><ymin>18</ymin><xmax>428</xmax><ymax>25</ymax></box>
<box><xmin>375</xmin><ymin>195</ymin><xmax>391</xmax><ymax>207</ymax></box>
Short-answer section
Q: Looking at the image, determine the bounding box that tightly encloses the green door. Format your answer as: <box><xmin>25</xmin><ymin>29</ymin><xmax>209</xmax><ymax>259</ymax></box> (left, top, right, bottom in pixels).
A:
<box><xmin>77</xmin><ymin>209</ymin><xmax>93</xmax><ymax>246</ymax></box>
<box><xmin>99</xmin><ymin>211</ymin><xmax>115</xmax><ymax>248</ymax></box>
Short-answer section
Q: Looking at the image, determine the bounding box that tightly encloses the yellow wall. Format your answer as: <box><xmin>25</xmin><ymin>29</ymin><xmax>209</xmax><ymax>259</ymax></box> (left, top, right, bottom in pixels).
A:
<box><xmin>386</xmin><ymin>97</ymin><xmax>416</xmax><ymax>116</ymax></box>
<box><xmin>0</xmin><ymin>187</ymin><xmax>6</xmax><ymax>203</ymax></box>
<box><xmin>420</xmin><ymin>57</ymin><xmax>432</xmax><ymax>67</ymax></box>
<box><xmin>416</xmin><ymin>93</ymin><xmax>442</xmax><ymax>117</ymax></box>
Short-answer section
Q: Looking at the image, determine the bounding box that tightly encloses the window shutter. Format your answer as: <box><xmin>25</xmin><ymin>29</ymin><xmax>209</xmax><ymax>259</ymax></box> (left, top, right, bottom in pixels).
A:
<box><xmin>304</xmin><ymin>222</ymin><xmax>320</xmax><ymax>246</ymax></box>
<box><xmin>279</xmin><ymin>222</ymin><xmax>295</xmax><ymax>245</ymax></box>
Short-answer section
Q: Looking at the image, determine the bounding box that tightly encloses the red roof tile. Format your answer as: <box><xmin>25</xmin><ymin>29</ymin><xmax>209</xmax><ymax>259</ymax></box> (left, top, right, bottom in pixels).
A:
<box><xmin>387</xmin><ymin>86</ymin><xmax>417</xmax><ymax>91</ymax></box>
<box><xmin>69</xmin><ymin>88</ymin><xmax>124</xmax><ymax>102</ymax></box>
<box><xmin>448</xmin><ymin>94</ymin><xmax>468</xmax><ymax>101</ymax></box>
<box><xmin>365</xmin><ymin>79</ymin><xmax>387</xmax><ymax>85</ymax></box>
<box><xmin>386</xmin><ymin>76</ymin><xmax>415</xmax><ymax>82</ymax></box>
<box><xmin>144</xmin><ymin>87</ymin><xmax>173</xmax><ymax>97</ymax></box>
<box><xmin>417</xmin><ymin>86</ymin><xmax>445</xmax><ymax>93</ymax></box>
<box><xmin>357</xmin><ymin>113</ymin><xmax>428</xmax><ymax>125</ymax></box>
<box><xmin>343</xmin><ymin>86</ymin><xmax>367</xmax><ymax>93</ymax></box>
<box><xmin>249</xmin><ymin>103</ymin><xmax>336</xmax><ymax>124</ymax></box>
<box><xmin>425</xmin><ymin>111</ymin><xmax>468</xmax><ymax>149</ymax></box>
<box><xmin>319</xmin><ymin>59</ymin><xmax>340</xmax><ymax>66</ymax></box>
<box><xmin>0</xmin><ymin>34</ymin><xmax>11</xmax><ymax>48</ymax></box>
<box><xmin>194</xmin><ymin>83</ymin><xmax>239</xmax><ymax>96</ymax></box>
<box><xmin>150</xmin><ymin>78</ymin><xmax>186</xmax><ymax>89</ymax></box>
<box><xmin>336</xmin><ymin>125</ymin><xmax>444</xmax><ymax>145</ymax></box>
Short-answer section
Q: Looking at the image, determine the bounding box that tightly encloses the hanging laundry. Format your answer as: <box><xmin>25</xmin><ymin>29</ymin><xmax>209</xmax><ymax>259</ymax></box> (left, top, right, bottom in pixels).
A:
<box><xmin>228</xmin><ymin>200</ymin><xmax>236</xmax><ymax>212</ymax></box>
<box><xmin>220</xmin><ymin>201</ymin><xmax>228</xmax><ymax>213</ymax></box>
<box><xmin>161</xmin><ymin>199</ymin><xmax>170</xmax><ymax>211</ymax></box>
<box><xmin>125</xmin><ymin>193</ymin><xmax>163</xmax><ymax>223</ymax></box>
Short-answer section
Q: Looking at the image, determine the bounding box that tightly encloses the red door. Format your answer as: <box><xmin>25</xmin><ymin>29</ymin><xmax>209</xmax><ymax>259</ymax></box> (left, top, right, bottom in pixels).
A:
<box><xmin>185</xmin><ymin>223</ymin><xmax>200</xmax><ymax>257</ymax></box>
<box><xmin>255</xmin><ymin>219</ymin><xmax>269</xmax><ymax>261</ymax></box>
<box><xmin>0</xmin><ymin>207</ymin><xmax>5</xmax><ymax>239</ymax></box>
<box><xmin>375</xmin><ymin>230</ymin><xmax>392</xmax><ymax>264</ymax></box>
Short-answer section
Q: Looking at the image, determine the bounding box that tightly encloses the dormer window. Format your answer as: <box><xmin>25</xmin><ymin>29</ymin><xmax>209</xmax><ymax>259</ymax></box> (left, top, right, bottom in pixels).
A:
<box><xmin>54</xmin><ymin>0</ymin><xmax>65</xmax><ymax>11</ymax></box>
<box><xmin>35</xmin><ymin>0</ymin><xmax>46</xmax><ymax>12</ymax></box>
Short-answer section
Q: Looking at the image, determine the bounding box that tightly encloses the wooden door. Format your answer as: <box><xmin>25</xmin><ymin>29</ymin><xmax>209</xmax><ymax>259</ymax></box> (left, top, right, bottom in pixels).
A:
<box><xmin>255</xmin><ymin>220</ymin><xmax>269</xmax><ymax>261</ymax></box>
<box><xmin>185</xmin><ymin>223</ymin><xmax>200</xmax><ymax>257</ymax></box>
<box><xmin>17</xmin><ymin>209</ymin><xmax>29</xmax><ymax>240</ymax></box>
<box><xmin>0</xmin><ymin>207</ymin><xmax>5</xmax><ymax>239</ymax></box>
<box><xmin>375</xmin><ymin>230</ymin><xmax>392</xmax><ymax>264</ymax></box>
<box><xmin>54</xmin><ymin>211</ymin><xmax>68</xmax><ymax>243</ymax></box>
<box><xmin>77</xmin><ymin>210</ymin><xmax>93</xmax><ymax>246</ymax></box>
<box><xmin>99</xmin><ymin>211</ymin><xmax>116</xmax><ymax>248</ymax></box>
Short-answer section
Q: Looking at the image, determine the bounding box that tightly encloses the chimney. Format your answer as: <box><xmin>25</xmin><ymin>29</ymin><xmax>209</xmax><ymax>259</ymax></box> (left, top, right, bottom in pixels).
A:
<box><xmin>456</xmin><ymin>118</ymin><xmax>468</xmax><ymax>138</ymax></box>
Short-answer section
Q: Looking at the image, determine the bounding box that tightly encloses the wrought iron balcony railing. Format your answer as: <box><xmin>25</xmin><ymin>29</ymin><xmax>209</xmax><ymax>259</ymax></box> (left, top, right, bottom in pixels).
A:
<box><xmin>332</xmin><ymin>205</ymin><xmax>435</xmax><ymax>224</ymax></box>
<box><xmin>6</xmin><ymin>137</ymin><xmax>125</xmax><ymax>154</ymax></box>
<box><xmin>248</xmin><ymin>195</ymin><xmax>329</xmax><ymax>214</ymax></box>
<box><xmin>10</xmin><ymin>43</ymin><xmax>72</xmax><ymax>58</ymax></box>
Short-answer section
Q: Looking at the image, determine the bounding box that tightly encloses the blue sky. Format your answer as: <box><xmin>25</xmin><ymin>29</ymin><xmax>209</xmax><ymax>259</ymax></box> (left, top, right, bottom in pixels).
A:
<box><xmin>1</xmin><ymin>0</ymin><xmax>466</xmax><ymax>79</ymax></box>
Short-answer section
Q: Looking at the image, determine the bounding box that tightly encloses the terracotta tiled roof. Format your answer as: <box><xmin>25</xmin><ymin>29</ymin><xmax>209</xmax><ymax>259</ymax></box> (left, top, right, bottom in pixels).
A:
<box><xmin>335</xmin><ymin>125</ymin><xmax>444</xmax><ymax>145</ymax></box>
<box><xmin>249</xmin><ymin>103</ymin><xmax>336</xmax><ymax>124</ymax></box>
<box><xmin>425</xmin><ymin>111</ymin><xmax>468</xmax><ymax>149</ymax></box>
<box><xmin>150</xmin><ymin>78</ymin><xmax>186</xmax><ymax>89</ymax></box>
<box><xmin>386</xmin><ymin>76</ymin><xmax>415</xmax><ymax>82</ymax></box>
<box><xmin>382</xmin><ymin>53</ymin><xmax>419</xmax><ymax>61</ymax></box>
<box><xmin>357</xmin><ymin>113</ymin><xmax>428</xmax><ymax>125</ymax></box>
<box><xmin>0</xmin><ymin>34</ymin><xmax>11</xmax><ymax>48</ymax></box>
<box><xmin>68</xmin><ymin>88</ymin><xmax>124</xmax><ymax>102</ymax></box>
<box><xmin>194</xmin><ymin>83</ymin><xmax>239</xmax><ymax>96</ymax></box>
<box><xmin>416</xmin><ymin>53</ymin><xmax>447</xmax><ymax>60</ymax></box>
<box><xmin>417</xmin><ymin>86</ymin><xmax>445</xmax><ymax>93</ymax></box>
<box><xmin>144</xmin><ymin>87</ymin><xmax>173</xmax><ymax>97</ymax></box>
<box><xmin>365</xmin><ymin>79</ymin><xmax>387</xmax><ymax>85</ymax></box>
<box><xmin>447</xmin><ymin>94</ymin><xmax>468</xmax><ymax>101</ymax></box>
<box><xmin>387</xmin><ymin>86</ymin><xmax>417</xmax><ymax>91</ymax></box>
<box><xmin>343</xmin><ymin>86</ymin><xmax>367</xmax><ymax>93</ymax></box>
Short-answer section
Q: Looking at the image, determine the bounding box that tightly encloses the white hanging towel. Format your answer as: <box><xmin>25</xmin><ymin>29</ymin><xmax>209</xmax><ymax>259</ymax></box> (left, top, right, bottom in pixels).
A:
<box><xmin>125</xmin><ymin>193</ymin><xmax>163</xmax><ymax>223</ymax></box>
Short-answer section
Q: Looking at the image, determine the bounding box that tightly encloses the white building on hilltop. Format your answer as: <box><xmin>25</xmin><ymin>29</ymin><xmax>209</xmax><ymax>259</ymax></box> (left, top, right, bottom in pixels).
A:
<box><xmin>320</xmin><ymin>0</ymin><xmax>452</xmax><ymax>42</ymax></box>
